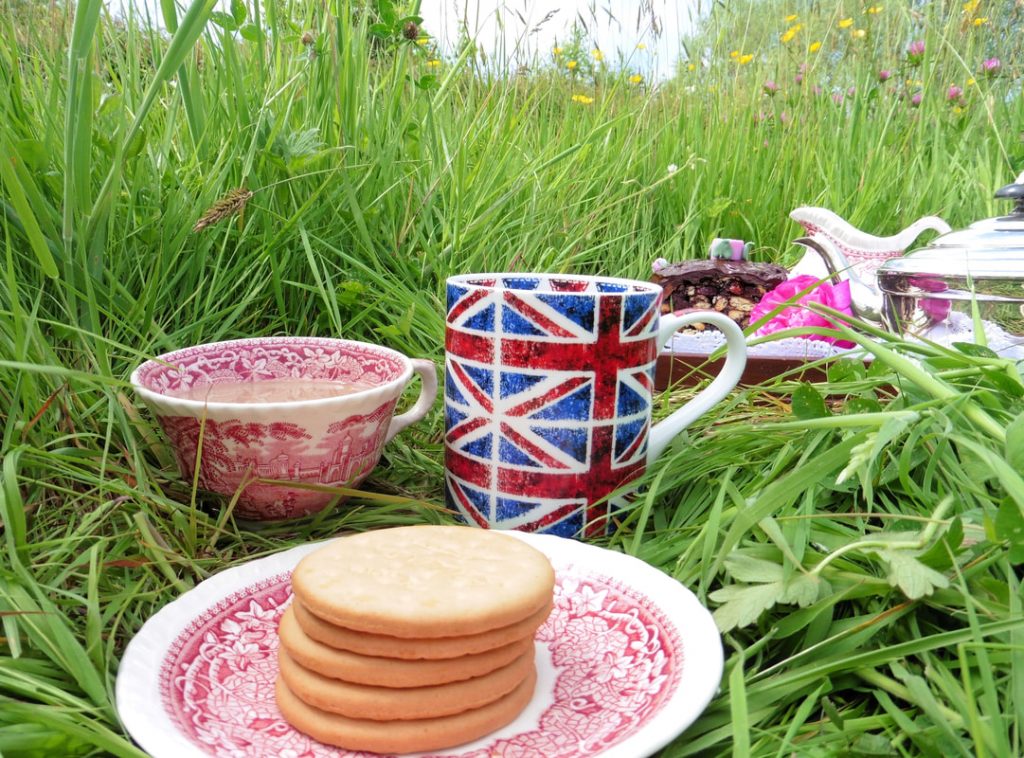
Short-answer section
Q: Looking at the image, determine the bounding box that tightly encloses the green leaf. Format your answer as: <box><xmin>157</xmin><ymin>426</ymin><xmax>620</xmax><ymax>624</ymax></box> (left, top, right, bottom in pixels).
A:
<box><xmin>791</xmin><ymin>383</ymin><xmax>830</xmax><ymax>419</ymax></box>
<box><xmin>916</xmin><ymin>518</ymin><xmax>965</xmax><ymax>571</ymax></box>
<box><xmin>1006</xmin><ymin>412</ymin><xmax>1024</xmax><ymax>471</ymax></box>
<box><xmin>230</xmin><ymin>0</ymin><xmax>246</xmax><ymax>25</ymax></box>
<box><xmin>996</xmin><ymin>497</ymin><xmax>1024</xmax><ymax>564</ymax></box>
<box><xmin>210</xmin><ymin>11</ymin><xmax>238</xmax><ymax>31</ymax></box>
<box><xmin>780</xmin><ymin>573</ymin><xmax>826</xmax><ymax>607</ymax></box>
<box><xmin>369</xmin><ymin>23</ymin><xmax>391</xmax><ymax>38</ymax></box>
<box><xmin>870</xmin><ymin>548</ymin><xmax>949</xmax><ymax>599</ymax></box>
<box><xmin>239</xmin><ymin>23</ymin><xmax>263</xmax><ymax>42</ymax></box>
<box><xmin>952</xmin><ymin>342</ymin><xmax>999</xmax><ymax>359</ymax></box>
<box><xmin>706</xmin><ymin>196</ymin><xmax>732</xmax><ymax>217</ymax></box>
<box><xmin>0</xmin><ymin>142</ymin><xmax>58</xmax><ymax>278</ymax></box>
<box><xmin>844</xmin><ymin>396</ymin><xmax>882</xmax><ymax>415</ymax></box>
<box><xmin>723</xmin><ymin>553</ymin><xmax>783</xmax><ymax>583</ymax></box>
<box><xmin>710</xmin><ymin>582</ymin><xmax>784</xmax><ymax>633</ymax></box>
<box><xmin>416</xmin><ymin>75</ymin><xmax>438</xmax><ymax>90</ymax></box>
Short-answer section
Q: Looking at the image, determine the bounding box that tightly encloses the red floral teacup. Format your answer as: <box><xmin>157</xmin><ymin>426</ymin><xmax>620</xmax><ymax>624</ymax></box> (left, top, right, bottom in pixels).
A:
<box><xmin>131</xmin><ymin>337</ymin><xmax>437</xmax><ymax>520</ymax></box>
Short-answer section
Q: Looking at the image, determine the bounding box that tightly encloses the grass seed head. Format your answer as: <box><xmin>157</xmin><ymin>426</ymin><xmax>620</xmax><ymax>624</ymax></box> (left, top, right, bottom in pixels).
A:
<box><xmin>192</xmin><ymin>188</ymin><xmax>253</xmax><ymax>233</ymax></box>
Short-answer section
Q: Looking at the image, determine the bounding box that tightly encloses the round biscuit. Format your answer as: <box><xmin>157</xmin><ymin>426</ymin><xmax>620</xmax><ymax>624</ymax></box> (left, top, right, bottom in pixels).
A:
<box><xmin>278</xmin><ymin>605</ymin><xmax>533</xmax><ymax>687</ymax></box>
<box><xmin>276</xmin><ymin>644</ymin><xmax>534</xmax><ymax>721</ymax></box>
<box><xmin>291</xmin><ymin>599</ymin><xmax>552</xmax><ymax>660</ymax></box>
<box><xmin>275</xmin><ymin>667</ymin><xmax>537</xmax><ymax>754</ymax></box>
<box><xmin>291</xmin><ymin>526</ymin><xmax>555</xmax><ymax>637</ymax></box>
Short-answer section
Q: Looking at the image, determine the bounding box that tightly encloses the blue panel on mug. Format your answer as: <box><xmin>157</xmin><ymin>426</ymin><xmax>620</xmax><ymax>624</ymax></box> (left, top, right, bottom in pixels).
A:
<box><xmin>500</xmin><ymin>371</ymin><xmax>547</xmax><ymax>399</ymax></box>
<box><xmin>502</xmin><ymin>306</ymin><xmax>546</xmax><ymax>336</ymax></box>
<box><xmin>446</xmin><ymin>284</ymin><xmax>469</xmax><ymax>313</ymax></box>
<box><xmin>495</xmin><ymin>496</ymin><xmax>546</xmax><ymax>521</ymax></box>
<box><xmin>448</xmin><ymin>478</ymin><xmax>492</xmax><ymax>520</ymax></box>
<box><xmin>614</xmin><ymin>418</ymin><xmax>647</xmax><ymax>459</ymax></box>
<box><xmin>536</xmin><ymin>293</ymin><xmax>595</xmax><ymax>332</ymax></box>
<box><xmin>463</xmin><ymin>303</ymin><xmax>495</xmax><ymax>332</ymax></box>
<box><xmin>596</xmin><ymin>281</ymin><xmax>629</xmax><ymax>293</ymax></box>
<box><xmin>530</xmin><ymin>425</ymin><xmax>589</xmax><ymax>463</ymax></box>
<box><xmin>445</xmin><ymin>366</ymin><xmax>468</xmax><ymax>405</ymax></box>
<box><xmin>616</xmin><ymin>382</ymin><xmax>649</xmax><ymax>417</ymax></box>
<box><xmin>542</xmin><ymin>510</ymin><xmax>585</xmax><ymax>538</ymax></box>
<box><xmin>444</xmin><ymin>404</ymin><xmax>467</xmax><ymax>429</ymax></box>
<box><xmin>622</xmin><ymin>292</ymin><xmax>658</xmax><ymax>333</ymax></box>
<box><xmin>499</xmin><ymin>437</ymin><xmax>541</xmax><ymax>467</ymax></box>
<box><xmin>461</xmin><ymin>433</ymin><xmax>493</xmax><ymax>460</ymax></box>
<box><xmin>501</xmin><ymin>277</ymin><xmax>541</xmax><ymax>291</ymax></box>
<box><xmin>462</xmin><ymin>365</ymin><xmax>494</xmax><ymax>397</ymax></box>
<box><xmin>529</xmin><ymin>384</ymin><xmax>593</xmax><ymax>422</ymax></box>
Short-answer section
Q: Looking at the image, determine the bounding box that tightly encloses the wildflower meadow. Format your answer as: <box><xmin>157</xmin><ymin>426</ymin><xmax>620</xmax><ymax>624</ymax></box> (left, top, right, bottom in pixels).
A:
<box><xmin>2</xmin><ymin>0</ymin><xmax>1024</xmax><ymax>754</ymax></box>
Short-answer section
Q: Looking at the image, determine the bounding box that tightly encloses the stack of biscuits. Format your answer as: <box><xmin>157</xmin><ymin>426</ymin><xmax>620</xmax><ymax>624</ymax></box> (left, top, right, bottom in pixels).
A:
<box><xmin>276</xmin><ymin>525</ymin><xmax>555</xmax><ymax>754</ymax></box>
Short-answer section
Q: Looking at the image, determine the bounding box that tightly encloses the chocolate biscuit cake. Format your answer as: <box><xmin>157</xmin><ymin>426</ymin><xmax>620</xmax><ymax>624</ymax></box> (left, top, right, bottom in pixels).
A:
<box><xmin>652</xmin><ymin>259</ymin><xmax>788</xmax><ymax>329</ymax></box>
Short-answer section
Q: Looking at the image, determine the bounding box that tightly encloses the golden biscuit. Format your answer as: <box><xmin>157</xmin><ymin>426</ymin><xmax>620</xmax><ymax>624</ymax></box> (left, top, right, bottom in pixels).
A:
<box><xmin>291</xmin><ymin>526</ymin><xmax>555</xmax><ymax>637</ymax></box>
<box><xmin>275</xmin><ymin>668</ymin><xmax>537</xmax><ymax>754</ymax></box>
<box><xmin>276</xmin><ymin>644</ymin><xmax>534</xmax><ymax>721</ymax></box>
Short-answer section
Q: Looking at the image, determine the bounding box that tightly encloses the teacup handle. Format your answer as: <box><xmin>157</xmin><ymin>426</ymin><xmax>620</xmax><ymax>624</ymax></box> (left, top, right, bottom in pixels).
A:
<box><xmin>385</xmin><ymin>359</ymin><xmax>439</xmax><ymax>443</ymax></box>
<box><xmin>647</xmin><ymin>312</ymin><xmax>747</xmax><ymax>463</ymax></box>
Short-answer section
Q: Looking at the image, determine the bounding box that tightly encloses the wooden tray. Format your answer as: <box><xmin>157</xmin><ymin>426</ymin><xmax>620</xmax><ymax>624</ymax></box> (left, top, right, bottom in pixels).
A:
<box><xmin>655</xmin><ymin>352</ymin><xmax>831</xmax><ymax>391</ymax></box>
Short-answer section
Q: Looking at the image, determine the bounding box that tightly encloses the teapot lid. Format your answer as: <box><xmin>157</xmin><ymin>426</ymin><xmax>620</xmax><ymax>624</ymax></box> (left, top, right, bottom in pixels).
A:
<box><xmin>878</xmin><ymin>170</ymin><xmax>1024</xmax><ymax>281</ymax></box>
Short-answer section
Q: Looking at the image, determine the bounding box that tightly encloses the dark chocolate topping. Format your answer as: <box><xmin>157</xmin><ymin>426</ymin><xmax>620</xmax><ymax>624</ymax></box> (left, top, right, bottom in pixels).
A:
<box><xmin>652</xmin><ymin>259</ymin><xmax>788</xmax><ymax>287</ymax></box>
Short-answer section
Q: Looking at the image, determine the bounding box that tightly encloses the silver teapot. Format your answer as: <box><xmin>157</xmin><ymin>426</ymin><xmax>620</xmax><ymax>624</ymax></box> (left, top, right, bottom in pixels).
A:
<box><xmin>791</xmin><ymin>170</ymin><xmax>1024</xmax><ymax>347</ymax></box>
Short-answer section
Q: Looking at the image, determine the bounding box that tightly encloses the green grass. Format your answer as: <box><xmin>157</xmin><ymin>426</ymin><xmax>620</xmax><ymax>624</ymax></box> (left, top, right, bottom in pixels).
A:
<box><xmin>1</xmin><ymin>0</ymin><xmax>1024</xmax><ymax>754</ymax></box>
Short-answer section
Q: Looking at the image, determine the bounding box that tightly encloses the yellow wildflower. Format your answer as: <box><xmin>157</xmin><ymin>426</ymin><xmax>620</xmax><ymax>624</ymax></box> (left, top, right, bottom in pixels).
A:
<box><xmin>839</xmin><ymin>17</ymin><xmax>854</xmax><ymax>28</ymax></box>
<box><xmin>571</xmin><ymin>94</ymin><xmax>594</xmax><ymax>104</ymax></box>
<box><xmin>629</xmin><ymin>74</ymin><xmax>643</xmax><ymax>84</ymax></box>
<box><xmin>967</xmin><ymin>77</ymin><xmax>977</xmax><ymax>86</ymax></box>
<box><xmin>973</xmin><ymin>16</ymin><xmax>988</xmax><ymax>25</ymax></box>
<box><xmin>687</xmin><ymin>63</ymin><xmax>697</xmax><ymax>71</ymax></box>
<box><xmin>851</xmin><ymin>28</ymin><xmax>866</xmax><ymax>39</ymax></box>
<box><xmin>730</xmin><ymin>50</ymin><xmax>740</xmax><ymax>58</ymax></box>
<box><xmin>953</xmin><ymin>106</ymin><xmax>964</xmax><ymax>115</ymax></box>
<box><xmin>552</xmin><ymin>46</ymin><xmax>563</xmax><ymax>55</ymax></box>
<box><xmin>427</xmin><ymin>59</ymin><xmax>441</xmax><ymax>68</ymax></box>
<box><xmin>809</xmin><ymin>41</ymin><xmax>822</xmax><ymax>52</ymax></box>
<box><xmin>867</xmin><ymin>5</ymin><xmax>883</xmax><ymax>13</ymax></box>
<box><xmin>962</xmin><ymin>0</ymin><xmax>980</xmax><ymax>14</ymax></box>
<box><xmin>591</xmin><ymin>49</ymin><xmax>604</xmax><ymax>61</ymax></box>
<box><xmin>738</xmin><ymin>54</ymin><xmax>754</xmax><ymax>65</ymax></box>
<box><xmin>415</xmin><ymin>37</ymin><xmax>430</xmax><ymax>46</ymax></box>
<box><xmin>785</xmin><ymin>13</ymin><xmax>798</xmax><ymax>22</ymax></box>
<box><xmin>781</xmin><ymin>24</ymin><xmax>803</xmax><ymax>43</ymax></box>
<box><xmin>567</xmin><ymin>60</ymin><xmax>577</xmax><ymax>70</ymax></box>
<box><xmin>636</xmin><ymin>43</ymin><xmax>647</xmax><ymax>50</ymax></box>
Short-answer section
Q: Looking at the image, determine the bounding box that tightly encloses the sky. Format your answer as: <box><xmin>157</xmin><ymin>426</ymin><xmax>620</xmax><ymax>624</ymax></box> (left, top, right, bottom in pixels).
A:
<box><xmin>107</xmin><ymin>0</ymin><xmax>702</xmax><ymax>80</ymax></box>
<box><xmin>416</xmin><ymin>0</ymin><xmax>701</xmax><ymax>80</ymax></box>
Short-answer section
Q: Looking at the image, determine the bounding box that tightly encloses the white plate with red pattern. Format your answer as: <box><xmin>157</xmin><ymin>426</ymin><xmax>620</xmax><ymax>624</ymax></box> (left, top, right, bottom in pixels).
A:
<box><xmin>116</xmin><ymin>532</ymin><xmax>723</xmax><ymax>758</ymax></box>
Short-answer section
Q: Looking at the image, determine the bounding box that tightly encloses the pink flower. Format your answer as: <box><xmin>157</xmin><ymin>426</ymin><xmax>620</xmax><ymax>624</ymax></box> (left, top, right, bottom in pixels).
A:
<box><xmin>750</xmin><ymin>275</ymin><xmax>855</xmax><ymax>347</ymax></box>
<box><xmin>947</xmin><ymin>84</ymin><xmax>963</xmax><ymax>102</ymax></box>
<box><xmin>795</xmin><ymin>73</ymin><xmax>804</xmax><ymax>84</ymax></box>
<box><xmin>878</xmin><ymin>69</ymin><xmax>892</xmax><ymax>82</ymax></box>
<box><xmin>982</xmin><ymin>57</ymin><xmax>1001</xmax><ymax>76</ymax></box>
<box><xmin>911</xmin><ymin>91</ymin><xmax>923</xmax><ymax>107</ymax></box>
<box><xmin>763</xmin><ymin>79</ymin><xmax>779</xmax><ymax>95</ymax></box>
<box><xmin>907</xmin><ymin>39</ymin><xmax>925</xmax><ymax>65</ymax></box>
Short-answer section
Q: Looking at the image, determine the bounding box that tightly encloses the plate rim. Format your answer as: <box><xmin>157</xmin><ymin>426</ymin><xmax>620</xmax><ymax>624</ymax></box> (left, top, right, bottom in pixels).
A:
<box><xmin>116</xmin><ymin>532</ymin><xmax>723</xmax><ymax>758</ymax></box>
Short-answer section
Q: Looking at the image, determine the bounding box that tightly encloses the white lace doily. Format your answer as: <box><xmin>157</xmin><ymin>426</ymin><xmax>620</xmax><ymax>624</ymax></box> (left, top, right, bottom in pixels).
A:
<box><xmin>666</xmin><ymin>314</ymin><xmax>1024</xmax><ymax>362</ymax></box>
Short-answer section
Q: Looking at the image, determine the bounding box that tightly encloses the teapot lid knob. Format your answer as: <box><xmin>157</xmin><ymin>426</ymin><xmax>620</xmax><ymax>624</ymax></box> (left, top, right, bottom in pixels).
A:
<box><xmin>994</xmin><ymin>169</ymin><xmax>1024</xmax><ymax>216</ymax></box>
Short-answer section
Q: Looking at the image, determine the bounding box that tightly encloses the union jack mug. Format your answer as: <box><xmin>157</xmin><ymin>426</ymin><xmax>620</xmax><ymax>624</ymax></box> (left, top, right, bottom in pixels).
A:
<box><xmin>444</xmin><ymin>273</ymin><xmax>747</xmax><ymax>538</ymax></box>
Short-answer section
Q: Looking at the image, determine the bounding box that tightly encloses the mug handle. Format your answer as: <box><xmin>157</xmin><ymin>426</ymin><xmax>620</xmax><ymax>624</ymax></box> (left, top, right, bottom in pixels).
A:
<box><xmin>647</xmin><ymin>312</ymin><xmax>748</xmax><ymax>463</ymax></box>
<box><xmin>385</xmin><ymin>359</ymin><xmax>439</xmax><ymax>443</ymax></box>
